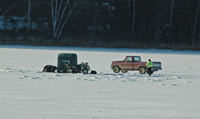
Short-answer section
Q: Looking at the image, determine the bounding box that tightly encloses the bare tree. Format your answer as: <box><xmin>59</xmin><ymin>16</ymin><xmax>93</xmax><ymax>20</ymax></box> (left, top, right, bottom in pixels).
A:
<box><xmin>87</xmin><ymin>0</ymin><xmax>89</xmax><ymax>27</ymax></box>
<box><xmin>169</xmin><ymin>0</ymin><xmax>175</xmax><ymax>42</ymax></box>
<box><xmin>132</xmin><ymin>0</ymin><xmax>136</xmax><ymax>34</ymax></box>
<box><xmin>154</xmin><ymin>24</ymin><xmax>169</xmax><ymax>43</ymax></box>
<box><xmin>45</xmin><ymin>0</ymin><xmax>76</xmax><ymax>40</ymax></box>
<box><xmin>128</xmin><ymin>0</ymin><xmax>130</xmax><ymax>19</ymax></box>
<box><xmin>27</xmin><ymin>0</ymin><xmax>31</xmax><ymax>32</ymax></box>
<box><xmin>0</xmin><ymin>3</ymin><xmax>16</xmax><ymax>16</ymax></box>
<box><xmin>153</xmin><ymin>0</ymin><xmax>168</xmax><ymax>44</ymax></box>
<box><xmin>192</xmin><ymin>0</ymin><xmax>200</xmax><ymax>46</ymax></box>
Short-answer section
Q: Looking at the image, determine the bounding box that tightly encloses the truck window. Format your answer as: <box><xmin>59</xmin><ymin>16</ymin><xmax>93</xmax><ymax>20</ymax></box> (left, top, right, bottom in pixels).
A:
<box><xmin>134</xmin><ymin>56</ymin><xmax>141</xmax><ymax>62</ymax></box>
<box><xmin>125</xmin><ymin>57</ymin><xmax>132</xmax><ymax>62</ymax></box>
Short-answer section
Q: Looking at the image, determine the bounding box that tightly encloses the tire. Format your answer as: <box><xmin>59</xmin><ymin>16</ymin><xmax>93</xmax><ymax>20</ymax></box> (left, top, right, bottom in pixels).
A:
<box><xmin>113</xmin><ymin>66</ymin><xmax>120</xmax><ymax>73</ymax></box>
<box><xmin>139</xmin><ymin>67</ymin><xmax>146</xmax><ymax>74</ymax></box>
<box><xmin>82</xmin><ymin>69</ymin><xmax>88</xmax><ymax>74</ymax></box>
<box><xmin>121</xmin><ymin>70</ymin><xmax>128</xmax><ymax>73</ymax></box>
<box><xmin>67</xmin><ymin>68</ymin><xmax>73</xmax><ymax>73</ymax></box>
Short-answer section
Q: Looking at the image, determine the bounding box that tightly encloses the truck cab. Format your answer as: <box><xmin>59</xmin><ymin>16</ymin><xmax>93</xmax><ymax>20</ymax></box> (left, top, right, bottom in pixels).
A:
<box><xmin>121</xmin><ymin>56</ymin><xmax>145</xmax><ymax>70</ymax></box>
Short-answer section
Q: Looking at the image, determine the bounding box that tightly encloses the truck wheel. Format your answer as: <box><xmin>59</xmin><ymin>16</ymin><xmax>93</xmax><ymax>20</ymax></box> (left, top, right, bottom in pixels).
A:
<box><xmin>113</xmin><ymin>66</ymin><xmax>120</xmax><ymax>73</ymax></box>
<box><xmin>139</xmin><ymin>67</ymin><xmax>146</xmax><ymax>74</ymax></box>
<box><xmin>82</xmin><ymin>69</ymin><xmax>88</xmax><ymax>74</ymax></box>
<box><xmin>121</xmin><ymin>70</ymin><xmax>127</xmax><ymax>73</ymax></box>
<box><xmin>67</xmin><ymin>69</ymin><xmax>73</xmax><ymax>73</ymax></box>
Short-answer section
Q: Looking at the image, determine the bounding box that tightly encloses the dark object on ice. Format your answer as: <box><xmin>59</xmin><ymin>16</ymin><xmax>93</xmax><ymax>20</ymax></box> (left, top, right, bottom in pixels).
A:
<box><xmin>91</xmin><ymin>70</ymin><xmax>97</xmax><ymax>74</ymax></box>
<box><xmin>65</xmin><ymin>61</ymin><xmax>90</xmax><ymax>74</ymax></box>
<box><xmin>57</xmin><ymin>53</ymin><xmax>78</xmax><ymax>73</ymax></box>
<box><xmin>43</xmin><ymin>65</ymin><xmax>57</xmax><ymax>72</ymax></box>
<box><xmin>65</xmin><ymin>61</ymin><xmax>81</xmax><ymax>73</ymax></box>
<box><xmin>78</xmin><ymin>62</ymin><xmax>90</xmax><ymax>74</ymax></box>
<box><xmin>57</xmin><ymin>53</ymin><xmax>90</xmax><ymax>74</ymax></box>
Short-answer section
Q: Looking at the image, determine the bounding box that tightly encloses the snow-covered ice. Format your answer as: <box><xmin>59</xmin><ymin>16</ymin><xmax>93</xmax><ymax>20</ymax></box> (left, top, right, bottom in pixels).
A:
<box><xmin>0</xmin><ymin>45</ymin><xmax>200</xmax><ymax>119</ymax></box>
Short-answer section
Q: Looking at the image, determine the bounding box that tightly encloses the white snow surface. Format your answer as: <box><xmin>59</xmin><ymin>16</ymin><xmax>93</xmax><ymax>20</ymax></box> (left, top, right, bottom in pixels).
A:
<box><xmin>0</xmin><ymin>45</ymin><xmax>200</xmax><ymax>119</ymax></box>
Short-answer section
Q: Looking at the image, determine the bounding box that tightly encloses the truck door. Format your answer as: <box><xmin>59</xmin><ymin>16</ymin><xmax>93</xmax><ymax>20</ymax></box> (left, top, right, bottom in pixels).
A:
<box><xmin>132</xmin><ymin>56</ymin><xmax>141</xmax><ymax>69</ymax></box>
<box><xmin>124</xmin><ymin>57</ymin><xmax>133</xmax><ymax>69</ymax></box>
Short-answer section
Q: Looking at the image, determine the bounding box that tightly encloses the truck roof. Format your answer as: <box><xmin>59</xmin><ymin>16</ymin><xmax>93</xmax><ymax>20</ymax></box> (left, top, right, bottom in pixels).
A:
<box><xmin>125</xmin><ymin>56</ymin><xmax>140</xmax><ymax>57</ymax></box>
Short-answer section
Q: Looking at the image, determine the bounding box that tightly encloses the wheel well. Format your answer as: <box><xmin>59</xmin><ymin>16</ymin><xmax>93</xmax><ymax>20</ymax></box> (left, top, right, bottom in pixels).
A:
<box><xmin>112</xmin><ymin>65</ymin><xmax>121</xmax><ymax>70</ymax></box>
<box><xmin>139</xmin><ymin>66</ymin><xmax>146</xmax><ymax>69</ymax></box>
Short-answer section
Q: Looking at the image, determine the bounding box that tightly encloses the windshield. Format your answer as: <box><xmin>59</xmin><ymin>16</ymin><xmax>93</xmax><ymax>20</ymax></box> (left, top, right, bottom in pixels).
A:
<box><xmin>125</xmin><ymin>57</ymin><xmax>132</xmax><ymax>62</ymax></box>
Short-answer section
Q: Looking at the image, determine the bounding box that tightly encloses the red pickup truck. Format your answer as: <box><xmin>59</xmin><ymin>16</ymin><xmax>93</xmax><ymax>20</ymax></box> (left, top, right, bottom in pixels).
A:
<box><xmin>110</xmin><ymin>56</ymin><xmax>162</xmax><ymax>74</ymax></box>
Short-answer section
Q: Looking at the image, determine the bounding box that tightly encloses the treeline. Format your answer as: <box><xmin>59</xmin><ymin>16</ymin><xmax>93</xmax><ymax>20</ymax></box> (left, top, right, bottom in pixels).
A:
<box><xmin>0</xmin><ymin>0</ymin><xmax>200</xmax><ymax>48</ymax></box>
